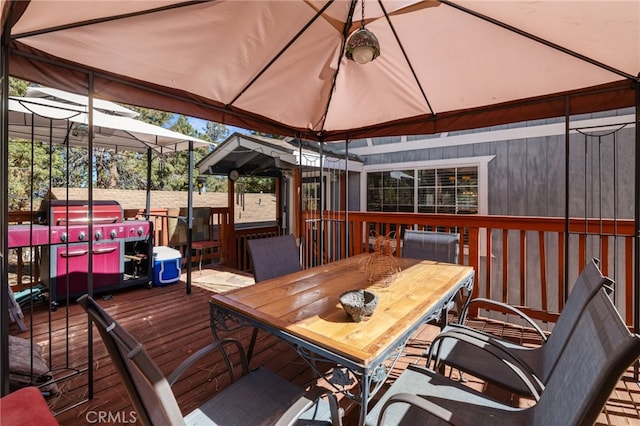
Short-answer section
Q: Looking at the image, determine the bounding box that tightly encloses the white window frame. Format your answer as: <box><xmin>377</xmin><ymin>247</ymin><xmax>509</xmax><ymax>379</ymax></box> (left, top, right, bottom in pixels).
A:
<box><xmin>361</xmin><ymin>155</ymin><xmax>495</xmax><ymax>257</ymax></box>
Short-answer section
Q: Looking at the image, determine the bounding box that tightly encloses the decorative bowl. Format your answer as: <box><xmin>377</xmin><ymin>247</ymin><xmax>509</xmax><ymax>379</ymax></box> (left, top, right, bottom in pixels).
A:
<box><xmin>339</xmin><ymin>289</ymin><xmax>378</xmax><ymax>322</ymax></box>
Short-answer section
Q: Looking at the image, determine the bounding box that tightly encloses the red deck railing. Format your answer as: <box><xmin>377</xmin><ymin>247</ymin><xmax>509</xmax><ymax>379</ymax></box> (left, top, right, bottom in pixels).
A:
<box><xmin>301</xmin><ymin>211</ymin><xmax>636</xmax><ymax>327</ymax></box>
<box><xmin>9</xmin><ymin>209</ymin><xmax>636</xmax><ymax>327</ymax></box>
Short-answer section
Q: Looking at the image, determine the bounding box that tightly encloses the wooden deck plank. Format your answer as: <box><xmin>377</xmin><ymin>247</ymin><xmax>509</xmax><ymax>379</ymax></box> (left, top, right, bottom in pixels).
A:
<box><xmin>9</xmin><ymin>266</ymin><xmax>640</xmax><ymax>425</ymax></box>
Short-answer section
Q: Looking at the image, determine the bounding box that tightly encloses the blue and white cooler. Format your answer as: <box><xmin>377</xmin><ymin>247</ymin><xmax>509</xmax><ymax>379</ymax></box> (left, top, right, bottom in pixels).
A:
<box><xmin>152</xmin><ymin>246</ymin><xmax>181</xmax><ymax>286</ymax></box>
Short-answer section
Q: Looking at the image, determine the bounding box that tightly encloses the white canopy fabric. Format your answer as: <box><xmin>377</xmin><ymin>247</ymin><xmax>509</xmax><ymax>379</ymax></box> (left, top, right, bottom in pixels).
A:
<box><xmin>1</xmin><ymin>1</ymin><xmax>639</xmax><ymax>141</ymax></box>
<box><xmin>26</xmin><ymin>86</ymin><xmax>140</xmax><ymax>118</ymax></box>
<box><xmin>8</xmin><ymin>94</ymin><xmax>213</xmax><ymax>153</ymax></box>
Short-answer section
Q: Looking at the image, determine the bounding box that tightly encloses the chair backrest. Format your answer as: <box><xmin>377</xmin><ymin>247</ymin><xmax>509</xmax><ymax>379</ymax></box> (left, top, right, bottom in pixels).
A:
<box><xmin>401</xmin><ymin>230</ymin><xmax>459</xmax><ymax>263</ymax></box>
<box><xmin>247</xmin><ymin>234</ymin><xmax>302</xmax><ymax>282</ymax></box>
<box><xmin>539</xmin><ymin>258</ymin><xmax>613</xmax><ymax>381</ymax></box>
<box><xmin>77</xmin><ymin>295</ymin><xmax>186</xmax><ymax>426</ymax></box>
<box><xmin>533</xmin><ymin>288</ymin><xmax>640</xmax><ymax>425</ymax></box>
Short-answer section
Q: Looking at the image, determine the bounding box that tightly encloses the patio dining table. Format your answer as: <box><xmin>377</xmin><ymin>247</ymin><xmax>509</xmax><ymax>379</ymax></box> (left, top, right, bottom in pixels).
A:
<box><xmin>209</xmin><ymin>253</ymin><xmax>474</xmax><ymax>425</ymax></box>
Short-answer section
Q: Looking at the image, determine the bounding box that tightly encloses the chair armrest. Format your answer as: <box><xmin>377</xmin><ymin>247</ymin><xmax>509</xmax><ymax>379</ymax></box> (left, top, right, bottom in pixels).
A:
<box><xmin>378</xmin><ymin>392</ymin><xmax>458</xmax><ymax>425</ymax></box>
<box><xmin>461</xmin><ymin>297</ymin><xmax>548</xmax><ymax>342</ymax></box>
<box><xmin>167</xmin><ymin>338</ymin><xmax>249</xmax><ymax>386</ymax></box>
<box><xmin>428</xmin><ymin>330</ymin><xmax>543</xmax><ymax>400</ymax></box>
<box><xmin>279</xmin><ymin>387</ymin><xmax>344</xmax><ymax>426</ymax></box>
<box><xmin>308</xmin><ymin>388</ymin><xmax>343</xmax><ymax>426</ymax></box>
<box><xmin>327</xmin><ymin>392</ymin><xmax>343</xmax><ymax>426</ymax></box>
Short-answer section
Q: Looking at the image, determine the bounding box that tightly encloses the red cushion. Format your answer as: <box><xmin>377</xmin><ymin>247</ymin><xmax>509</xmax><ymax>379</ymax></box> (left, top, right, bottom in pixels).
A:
<box><xmin>0</xmin><ymin>387</ymin><xmax>59</xmax><ymax>426</ymax></box>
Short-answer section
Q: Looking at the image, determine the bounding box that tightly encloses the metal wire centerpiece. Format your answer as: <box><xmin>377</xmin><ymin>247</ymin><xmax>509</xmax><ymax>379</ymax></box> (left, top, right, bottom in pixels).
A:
<box><xmin>357</xmin><ymin>231</ymin><xmax>401</xmax><ymax>286</ymax></box>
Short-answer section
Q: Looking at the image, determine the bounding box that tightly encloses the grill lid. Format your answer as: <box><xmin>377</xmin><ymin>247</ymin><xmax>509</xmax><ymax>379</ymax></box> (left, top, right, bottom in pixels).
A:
<box><xmin>38</xmin><ymin>200</ymin><xmax>124</xmax><ymax>225</ymax></box>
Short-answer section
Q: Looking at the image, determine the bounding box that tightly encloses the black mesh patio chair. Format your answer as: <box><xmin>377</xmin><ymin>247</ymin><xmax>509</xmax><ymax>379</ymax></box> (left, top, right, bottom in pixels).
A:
<box><xmin>401</xmin><ymin>230</ymin><xmax>459</xmax><ymax>263</ymax></box>
<box><xmin>247</xmin><ymin>234</ymin><xmax>302</xmax><ymax>283</ymax></box>
<box><xmin>401</xmin><ymin>230</ymin><xmax>463</xmax><ymax>324</ymax></box>
<box><xmin>245</xmin><ymin>234</ymin><xmax>304</xmax><ymax>361</ymax></box>
<box><xmin>77</xmin><ymin>294</ymin><xmax>341</xmax><ymax>426</ymax></box>
<box><xmin>366</xmin><ymin>287</ymin><xmax>640</xmax><ymax>425</ymax></box>
<box><xmin>426</xmin><ymin>258</ymin><xmax>611</xmax><ymax>397</ymax></box>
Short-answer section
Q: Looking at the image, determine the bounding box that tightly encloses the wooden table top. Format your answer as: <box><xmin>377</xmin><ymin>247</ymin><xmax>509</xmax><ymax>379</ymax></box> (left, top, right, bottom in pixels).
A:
<box><xmin>211</xmin><ymin>254</ymin><xmax>474</xmax><ymax>366</ymax></box>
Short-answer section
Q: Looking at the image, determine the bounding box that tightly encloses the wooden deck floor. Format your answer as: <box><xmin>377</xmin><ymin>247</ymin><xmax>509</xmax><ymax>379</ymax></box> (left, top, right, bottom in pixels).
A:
<box><xmin>10</xmin><ymin>265</ymin><xmax>640</xmax><ymax>425</ymax></box>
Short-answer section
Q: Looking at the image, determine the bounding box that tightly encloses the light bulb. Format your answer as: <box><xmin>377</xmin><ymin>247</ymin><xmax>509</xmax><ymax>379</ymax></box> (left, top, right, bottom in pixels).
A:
<box><xmin>351</xmin><ymin>45</ymin><xmax>375</xmax><ymax>64</ymax></box>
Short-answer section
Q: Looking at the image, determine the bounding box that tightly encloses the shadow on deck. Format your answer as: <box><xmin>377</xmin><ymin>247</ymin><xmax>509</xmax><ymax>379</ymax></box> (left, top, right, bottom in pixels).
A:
<box><xmin>10</xmin><ymin>265</ymin><xmax>640</xmax><ymax>426</ymax></box>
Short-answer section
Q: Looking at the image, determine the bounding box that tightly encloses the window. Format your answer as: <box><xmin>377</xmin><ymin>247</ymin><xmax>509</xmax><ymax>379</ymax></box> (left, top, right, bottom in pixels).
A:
<box><xmin>367</xmin><ymin>170</ymin><xmax>415</xmax><ymax>212</ymax></box>
<box><xmin>367</xmin><ymin>166</ymin><xmax>478</xmax><ymax>214</ymax></box>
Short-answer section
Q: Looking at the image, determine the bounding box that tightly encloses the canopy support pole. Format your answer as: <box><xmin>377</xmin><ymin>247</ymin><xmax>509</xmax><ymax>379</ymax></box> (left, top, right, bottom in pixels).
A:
<box><xmin>298</xmin><ymin>137</ymin><xmax>303</xmax><ymax>257</ymax></box>
<box><xmin>186</xmin><ymin>141</ymin><xmax>194</xmax><ymax>294</ymax></box>
<box><xmin>0</xmin><ymin>4</ymin><xmax>11</xmax><ymax>397</ymax></box>
<box><xmin>634</xmin><ymin>78</ymin><xmax>639</xmax><ymax>381</ymax></box>
<box><xmin>319</xmin><ymin>141</ymin><xmax>324</xmax><ymax>265</ymax></box>
<box><xmin>87</xmin><ymin>76</ymin><xmax>95</xmax><ymax>400</ymax></box>
<box><xmin>145</xmin><ymin>147</ymin><xmax>152</xmax><ymax>219</ymax></box>
<box><xmin>563</xmin><ymin>97</ymin><xmax>570</xmax><ymax>304</ymax></box>
<box><xmin>345</xmin><ymin>139</ymin><xmax>349</xmax><ymax>258</ymax></box>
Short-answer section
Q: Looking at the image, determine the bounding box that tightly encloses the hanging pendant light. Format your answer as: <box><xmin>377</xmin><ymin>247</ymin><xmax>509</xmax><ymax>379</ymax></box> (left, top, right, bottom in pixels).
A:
<box><xmin>345</xmin><ymin>0</ymin><xmax>380</xmax><ymax>64</ymax></box>
<box><xmin>346</xmin><ymin>28</ymin><xmax>380</xmax><ymax>64</ymax></box>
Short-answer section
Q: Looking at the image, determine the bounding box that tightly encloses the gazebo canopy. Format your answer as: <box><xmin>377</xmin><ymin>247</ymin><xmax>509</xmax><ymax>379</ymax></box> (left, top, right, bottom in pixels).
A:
<box><xmin>2</xmin><ymin>1</ymin><xmax>638</xmax><ymax>141</ymax></box>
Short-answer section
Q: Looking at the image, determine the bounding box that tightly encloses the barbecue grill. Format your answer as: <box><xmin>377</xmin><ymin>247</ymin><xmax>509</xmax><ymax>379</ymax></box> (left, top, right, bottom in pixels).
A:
<box><xmin>10</xmin><ymin>200</ymin><xmax>154</xmax><ymax>302</ymax></box>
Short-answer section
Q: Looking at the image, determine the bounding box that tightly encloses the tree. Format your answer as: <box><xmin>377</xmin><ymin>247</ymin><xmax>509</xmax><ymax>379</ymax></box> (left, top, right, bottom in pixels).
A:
<box><xmin>205</xmin><ymin>121</ymin><xmax>228</xmax><ymax>143</ymax></box>
<box><xmin>9</xmin><ymin>77</ymin><xmax>28</xmax><ymax>96</ymax></box>
<box><xmin>128</xmin><ymin>106</ymin><xmax>173</xmax><ymax>128</ymax></box>
<box><xmin>240</xmin><ymin>176</ymin><xmax>275</xmax><ymax>193</ymax></box>
<box><xmin>170</xmin><ymin>116</ymin><xmax>231</xmax><ymax>193</ymax></box>
<box><xmin>8</xmin><ymin>141</ymin><xmax>66</xmax><ymax>210</ymax></box>
<box><xmin>251</xmin><ymin>130</ymin><xmax>284</xmax><ymax>140</ymax></box>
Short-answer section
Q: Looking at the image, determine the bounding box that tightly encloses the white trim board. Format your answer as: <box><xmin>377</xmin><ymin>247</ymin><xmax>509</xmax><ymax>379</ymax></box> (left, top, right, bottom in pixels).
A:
<box><xmin>349</xmin><ymin>114</ymin><xmax>636</xmax><ymax>156</ymax></box>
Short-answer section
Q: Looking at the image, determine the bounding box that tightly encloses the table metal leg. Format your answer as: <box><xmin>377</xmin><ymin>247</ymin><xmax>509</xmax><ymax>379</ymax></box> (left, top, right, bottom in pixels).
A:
<box><xmin>247</xmin><ymin>327</ymin><xmax>259</xmax><ymax>364</ymax></box>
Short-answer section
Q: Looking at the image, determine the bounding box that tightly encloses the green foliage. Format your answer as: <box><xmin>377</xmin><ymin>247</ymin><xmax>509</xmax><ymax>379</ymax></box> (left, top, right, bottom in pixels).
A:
<box><xmin>9</xmin><ymin>77</ymin><xmax>28</xmax><ymax>96</ymax></box>
<box><xmin>206</xmin><ymin>121</ymin><xmax>229</xmax><ymax>142</ymax></box>
<box><xmin>128</xmin><ymin>106</ymin><xmax>173</xmax><ymax>128</ymax></box>
<box><xmin>201</xmin><ymin>176</ymin><xmax>228</xmax><ymax>192</ymax></box>
<box><xmin>94</xmin><ymin>149</ymin><xmax>148</xmax><ymax>190</ymax></box>
<box><xmin>238</xmin><ymin>176</ymin><xmax>276</xmax><ymax>193</ymax></box>
<box><xmin>171</xmin><ymin>115</ymin><xmax>199</xmax><ymax>138</ymax></box>
<box><xmin>251</xmin><ymin>130</ymin><xmax>285</xmax><ymax>140</ymax></box>
<box><xmin>8</xmin><ymin>141</ymin><xmax>64</xmax><ymax>209</ymax></box>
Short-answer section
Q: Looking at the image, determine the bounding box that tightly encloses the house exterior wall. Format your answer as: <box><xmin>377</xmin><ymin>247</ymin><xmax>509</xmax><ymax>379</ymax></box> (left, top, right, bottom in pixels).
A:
<box><xmin>341</xmin><ymin>108</ymin><xmax>636</xmax><ymax>321</ymax></box>
<box><xmin>351</xmin><ymin>109</ymin><xmax>635</xmax><ymax>219</ymax></box>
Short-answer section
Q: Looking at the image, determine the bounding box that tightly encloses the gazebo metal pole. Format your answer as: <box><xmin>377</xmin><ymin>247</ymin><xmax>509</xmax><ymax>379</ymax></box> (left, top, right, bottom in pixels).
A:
<box><xmin>86</xmin><ymin>73</ymin><xmax>96</xmax><ymax>400</ymax></box>
<box><xmin>0</xmin><ymin>12</ymin><xmax>10</xmax><ymax>396</ymax></box>
<box><xmin>186</xmin><ymin>140</ymin><xmax>194</xmax><ymax>294</ymax></box>
<box><xmin>634</xmin><ymin>80</ymin><xmax>640</xmax><ymax>381</ymax></box>
<box><xmin>345</xmin><ymin>139</ymin><xmax>349</xmax><ymax>258</ymax></box>
<box><xmin>319</xmin><ymin>141</ymin><xmax>324</xmax><ymax>265</ymax></box>
<box><xmin>297</xmin><ymin>137</ymin><xmax>303</xmax><ymax>261</ymax></box>
<box><xmin>564</xmin><ymin>96</ymin><xmax>570</xmax><ymax>302</ymax></box>
<box><xmin>146</xmin><ymin>146</ymin><xmax>152</xmax><ymax>219</ymax></box>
